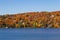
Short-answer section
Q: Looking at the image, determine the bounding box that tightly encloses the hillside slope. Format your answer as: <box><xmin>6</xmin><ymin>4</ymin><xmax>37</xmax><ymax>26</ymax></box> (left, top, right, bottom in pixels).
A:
<box><xmin>0</xmin><ymin>11</ymin><xmax>60</xmax><ymax>28</ymax></box>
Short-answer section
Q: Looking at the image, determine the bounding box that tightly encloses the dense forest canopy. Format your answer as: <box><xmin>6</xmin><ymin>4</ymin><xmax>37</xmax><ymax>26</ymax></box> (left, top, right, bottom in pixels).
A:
<box><xmin>0</xmin><ymin>11</ymin><xmax>60</xmax><ymax>28</ymax></box>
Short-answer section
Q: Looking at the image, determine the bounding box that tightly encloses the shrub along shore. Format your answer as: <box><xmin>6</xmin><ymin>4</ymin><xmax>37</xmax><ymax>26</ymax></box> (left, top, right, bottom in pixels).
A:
<box><xmin>0</xmin><ymin>11</ymin><xmax>60</xmax><ymax>28</ymax></box>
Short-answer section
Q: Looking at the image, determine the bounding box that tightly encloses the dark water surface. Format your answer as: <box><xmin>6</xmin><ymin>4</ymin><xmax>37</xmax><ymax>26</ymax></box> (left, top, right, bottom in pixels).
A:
<box><xmin>0</xmin><ymin>28</ymin><xmax>60</xmax><ymax>40</ymax></box>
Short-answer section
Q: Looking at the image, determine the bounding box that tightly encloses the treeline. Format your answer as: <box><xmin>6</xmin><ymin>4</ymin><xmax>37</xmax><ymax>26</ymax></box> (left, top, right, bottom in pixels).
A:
<box><xmin>0</xmin><ymin>11</ymin><xmax>60</xmax><ymax>28</ymax></box>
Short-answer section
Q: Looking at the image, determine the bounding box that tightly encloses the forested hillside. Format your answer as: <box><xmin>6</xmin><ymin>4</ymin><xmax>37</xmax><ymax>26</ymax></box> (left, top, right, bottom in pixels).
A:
<box><xmin>0</xmin><ymin>11</ymin><xmax>60</xmax><ymax>28</ymax></box>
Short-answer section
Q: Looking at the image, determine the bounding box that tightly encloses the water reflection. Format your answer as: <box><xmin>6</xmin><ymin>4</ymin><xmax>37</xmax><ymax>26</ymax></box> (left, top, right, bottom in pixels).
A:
<box><xmin>0</xmin><ymin>28</ymin><xmax>60</xmax><ymax>40</ymax></box>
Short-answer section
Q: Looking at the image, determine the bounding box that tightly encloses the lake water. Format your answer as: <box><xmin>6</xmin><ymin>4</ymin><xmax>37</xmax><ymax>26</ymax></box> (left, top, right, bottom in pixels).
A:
<box><xmin>0</xmin><ymin>28</ymin><xmax>60</xmax><ymax>40</ymax></box>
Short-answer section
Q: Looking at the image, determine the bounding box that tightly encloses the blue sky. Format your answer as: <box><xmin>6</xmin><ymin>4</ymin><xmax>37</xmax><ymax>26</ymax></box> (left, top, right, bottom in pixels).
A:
<box><xmin>0</xmin><ymin>0</ymin><xmax>60</xmax><ymax>15</ymax></box>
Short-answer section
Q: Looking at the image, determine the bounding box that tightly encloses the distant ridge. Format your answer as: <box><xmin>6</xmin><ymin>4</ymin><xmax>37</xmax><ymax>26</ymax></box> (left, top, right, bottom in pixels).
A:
<box><xmin>0</xmin><ymin>11</ymin><xmax>60</xmax><ymax>28</ymax></box>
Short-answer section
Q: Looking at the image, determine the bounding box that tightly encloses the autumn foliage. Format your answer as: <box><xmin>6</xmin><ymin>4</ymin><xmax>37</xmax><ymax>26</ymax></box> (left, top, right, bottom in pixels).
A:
<box><xmin>0</xmin><ymin>11</ymin><xmax>60</xmax><ymax>28</ymax></box>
